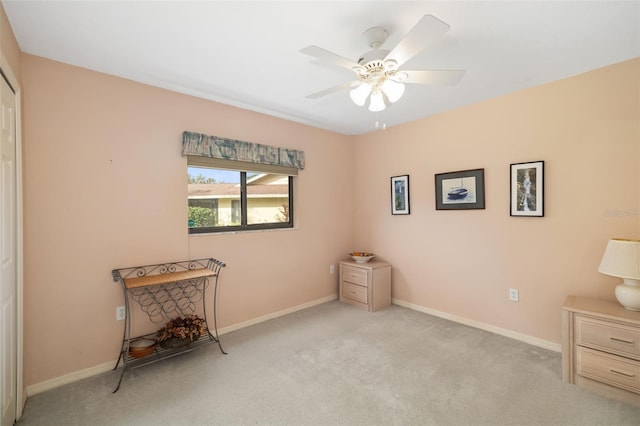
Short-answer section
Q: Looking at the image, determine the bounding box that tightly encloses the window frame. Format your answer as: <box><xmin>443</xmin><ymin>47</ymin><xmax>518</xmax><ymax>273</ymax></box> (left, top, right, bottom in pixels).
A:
<box><xmin>188</xmin><ymin>161</ymin><xmax>294</xmax><ymax>234</ymax></box>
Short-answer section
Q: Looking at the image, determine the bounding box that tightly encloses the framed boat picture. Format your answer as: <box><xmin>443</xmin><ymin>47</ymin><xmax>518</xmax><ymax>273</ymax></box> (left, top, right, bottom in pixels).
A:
<box><xmin>391</xmin><ymin>175</ymin><xmax>410</xmax><ymax>215</ymax></box>
<box><xmin>435</xmin><ymin>168</ymin><xmax>485</xmax><ymax>210</ymax></box>
<box><xmin>510</xmin><ymin>161</ymin><xmax>544</xmax><ymax>217</ymax></box>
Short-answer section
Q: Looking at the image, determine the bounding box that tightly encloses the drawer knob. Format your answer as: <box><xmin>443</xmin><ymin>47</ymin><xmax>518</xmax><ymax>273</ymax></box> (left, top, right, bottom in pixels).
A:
<box><xmin>609</xmin><ymin>336</ymin><xmax>635</xmax><ymax>345</ymax></box>
<box><xmin>609</xmin><ymin>368</ymin><xmax>636</xmax><ymax>378</ymax></box>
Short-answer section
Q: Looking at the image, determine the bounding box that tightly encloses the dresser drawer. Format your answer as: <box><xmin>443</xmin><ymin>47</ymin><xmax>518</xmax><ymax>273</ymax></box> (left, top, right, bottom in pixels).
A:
<box><xmin>576</xmin><ymin>316</ymin><xmax>640</xmax><ymax>360</ymax></box>
<box><xmin>577</xmin><ymin>347</ymin><xmax>640</xmax><ymax>394</ymax></box>
<box><xmin>341</xmin><ymin>266</ymin><xmax>368</xmax><ymax>286</ymax></box>
<box><xmin>342</xmin><ymin>282</ymin><xmax>367</xmax><ymax>304</ymax></box>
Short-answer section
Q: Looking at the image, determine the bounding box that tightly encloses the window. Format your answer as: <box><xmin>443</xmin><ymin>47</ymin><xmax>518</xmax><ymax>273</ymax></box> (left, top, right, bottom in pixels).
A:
<box><xmin>188</xmin><ymin>163</ymin><xmax>294</xmax><ymax>233</ymax></box>
<box><xmin>182</xmin><ymin>131</ymin><xmax>303</xmax><ymax>233</ymax></box>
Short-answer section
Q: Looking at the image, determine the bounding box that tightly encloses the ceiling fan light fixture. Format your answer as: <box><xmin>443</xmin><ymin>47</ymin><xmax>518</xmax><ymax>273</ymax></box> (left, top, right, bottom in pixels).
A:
<box><xmin>368</xmin><ymin>89</ymin><xmax>386</xmax><ymax>112</ymax></box>
<box><xmin>383</xmin><ymin>59</ymin><xmax>398</xmax><ymax>72</ymax></box>
<box><xmin>394</xmin><ymin>71</ymin><xmax>408</xmax><ymax>82</ymax></box>
<box><xmin>302</xmin><ymin>14</ymin><xmax>466</xmax><ymax>118</ymax></box>
<box><xmin>350</xmin><ymin>83</ymin><xmax>372</xmax><ymax>106</ymax></box>
<box><xmin>381</xmin><ymin>78</ymin><xmax>405</xmax><ymax>103</ymax></box>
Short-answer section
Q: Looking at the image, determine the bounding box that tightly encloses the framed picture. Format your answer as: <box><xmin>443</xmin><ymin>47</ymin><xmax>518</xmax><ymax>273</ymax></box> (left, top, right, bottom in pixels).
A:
<box><xmin>510</xmin><ymin>160</ymin><xmax>544</xmax><ymax>217</ymax></box>
<box><xmin>391</xmin><ymin>175</ymin><xmax>410</xmax><ymax>215</ymax></box>
<box><xmin>435</xmin><ymin>168</ymin><xmax>485</xmax><ymax>210</ymax></box>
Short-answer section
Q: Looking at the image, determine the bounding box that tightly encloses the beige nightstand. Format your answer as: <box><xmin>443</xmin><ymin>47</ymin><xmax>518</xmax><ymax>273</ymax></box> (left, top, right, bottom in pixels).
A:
<box><xmin>561</xmin><ymin>295</ymin><xmax>640</xmax><ymax>406</ymax></box>
<box><xmin>339</xmin><ymin>260</ymin><xmax>391</xmax><ymax>312</ymax></box>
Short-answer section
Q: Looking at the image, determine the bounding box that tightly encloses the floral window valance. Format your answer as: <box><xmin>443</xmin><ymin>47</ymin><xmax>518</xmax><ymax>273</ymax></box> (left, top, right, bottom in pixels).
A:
<box><xmin>182</xmin><ymin>131</ymin><xmax>305</xmax><ymax>170</ymax></box>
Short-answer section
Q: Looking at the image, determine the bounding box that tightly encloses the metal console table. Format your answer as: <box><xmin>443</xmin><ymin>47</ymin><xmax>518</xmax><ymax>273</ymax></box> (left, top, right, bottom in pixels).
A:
<box><xmin>111</xmin><ymin>257</ymin><xmax>226</xmax><ymax>392</ymax></box>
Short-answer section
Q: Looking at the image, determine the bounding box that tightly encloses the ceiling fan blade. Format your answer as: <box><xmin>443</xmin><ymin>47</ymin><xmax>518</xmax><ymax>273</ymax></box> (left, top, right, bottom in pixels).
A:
<box><xmin>306</xmin><ymin>81</ymin><xmax>359</xmax><ymax>99</ymax></box>
<box><xmin>401</xmin><ymin>70</ymin><xmax>465</xmax><ymax>86</ymax></box>
<box><xmin>385</xmin><ymin>14</ymin><xmax>451</xmax><ymax>68</ymax></box>
<box><xmin>300</xmin><ymin>45</ymin><xmax>362</xmax><ymax>72</ymax></box>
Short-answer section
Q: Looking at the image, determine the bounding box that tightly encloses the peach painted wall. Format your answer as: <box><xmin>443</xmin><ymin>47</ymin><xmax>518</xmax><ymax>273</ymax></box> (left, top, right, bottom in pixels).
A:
<box><xmin>1</xmin><ymin>3</ymin><xmax>21</xmax><ymax>81</ymax></box>
<box><xmin>352</xmin><ymin>58</ymin><xmax>640</xmax><ymax>345</ymax></box>
<box><xmin>21</xmin><ymin>54</ymin><xmax>354</xmax><ymax>387</ymax></box>
<box><xmin>13</xmin><ymin>19</ymin><xmax>640</xmax><ymax>388</ymax></box>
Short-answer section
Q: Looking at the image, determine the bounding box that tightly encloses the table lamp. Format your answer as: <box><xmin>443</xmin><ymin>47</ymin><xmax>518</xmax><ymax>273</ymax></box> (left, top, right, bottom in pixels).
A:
<box><xmin>598</xmin><ymin>238</ymin><xmax>640</xmax><ymax>311</ymax></box>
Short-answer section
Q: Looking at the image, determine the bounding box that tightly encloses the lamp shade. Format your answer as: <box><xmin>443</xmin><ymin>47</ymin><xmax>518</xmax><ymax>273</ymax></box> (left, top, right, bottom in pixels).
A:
<box><xmin>598</xmin><ymin>238</ymin><xmax>640</xmax><ymax>311</ymax></box>
<box><xmin>381</xmin><ymin>78</ymin><xmax>405</xmax><ymax>103</ymax></box>
<box><xmin>349</xmin><ymin>83</ymin><xmax>371</xmax><ymax>106</ymax></box>
<box><xmin>598</xmin><ymin>238</ymin><xmax>640</xmax><ymax>279</ymax></box>
<box><xmin>368</xmin><ymin>89</ymin><xmax>386</xmax><ymax>112</ymax></box>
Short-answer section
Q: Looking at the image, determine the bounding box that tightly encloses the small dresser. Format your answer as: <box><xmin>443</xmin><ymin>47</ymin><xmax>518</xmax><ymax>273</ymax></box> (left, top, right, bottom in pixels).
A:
<box><xmin>339</xmin><ymin>260</ymin><xmax>391</xmax><ymax>312</ymax></box>
<box><xmin>561</xmin><ymin>295</ymin><xmax>640</xmax><ymax>405</ymax></box>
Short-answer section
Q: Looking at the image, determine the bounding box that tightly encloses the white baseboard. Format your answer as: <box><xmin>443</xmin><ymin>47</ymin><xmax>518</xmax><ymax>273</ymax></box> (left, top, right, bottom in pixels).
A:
<box><xmin>392</xmin><ymin>298</ymin><xmax>561</xmax><ymax>352</ymax></box>
<box><xmin>26</xmin><ymin>360</ymin><xmax>115</xmax><ymax>396</ymax></box>
<box><xmin>28</xmin><ymin>295</ymin><xmax>554</xmax><ymax>396</ymax></box>
<box><xmin>217</xmin><ymin>294</ymin><xmax>337</xmax><ymax>335</ymax></box>
<box><xmin>25</xmin><ymin>294</ymin><xmax>338</xmax><ymax>396</ymax></box>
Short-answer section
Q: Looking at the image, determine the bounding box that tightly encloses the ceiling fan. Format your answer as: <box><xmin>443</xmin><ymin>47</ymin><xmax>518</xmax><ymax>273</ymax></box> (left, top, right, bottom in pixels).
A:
<box><xmin>300</xmin><ymin>14</ymin><xmax>465</xmax><ymax>112</ymax></box>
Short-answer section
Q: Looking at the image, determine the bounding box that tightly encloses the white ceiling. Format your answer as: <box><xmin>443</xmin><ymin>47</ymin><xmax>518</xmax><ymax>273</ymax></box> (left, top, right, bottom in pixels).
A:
<box><xmin>3</xmin><ymin>1</ymin><xmax>639</xmax><ymax>135</ymax></box>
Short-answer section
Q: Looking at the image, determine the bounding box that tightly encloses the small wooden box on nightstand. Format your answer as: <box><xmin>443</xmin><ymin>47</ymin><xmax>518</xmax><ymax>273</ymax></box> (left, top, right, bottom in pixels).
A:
<box><xmin>561</xmin><ymin>295</ymin><xmax>640</xmax><ymax>406</ymax></box>
<box><xmin>339</xmin><ymin>260</ymin><xmax>391</xmax><ymax>312</ymax></box>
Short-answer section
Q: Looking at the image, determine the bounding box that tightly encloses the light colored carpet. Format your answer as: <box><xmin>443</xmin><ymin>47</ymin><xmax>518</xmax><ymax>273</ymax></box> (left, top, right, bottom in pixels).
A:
<box><xmin>17</xmin><ymin>301</ymin><xmax>640</xmax><ymax>425</ymax></box>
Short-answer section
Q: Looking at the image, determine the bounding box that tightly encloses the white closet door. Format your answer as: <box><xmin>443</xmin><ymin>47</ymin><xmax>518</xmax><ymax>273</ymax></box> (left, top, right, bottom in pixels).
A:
<box><xmin>0</xmin><ymin>73</ymin><xmax>17</xmax><ymax>426</ymax></box>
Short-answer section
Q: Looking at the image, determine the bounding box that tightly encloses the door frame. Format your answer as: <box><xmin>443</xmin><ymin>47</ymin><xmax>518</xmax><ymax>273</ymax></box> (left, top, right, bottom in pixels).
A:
<box><xmin>1</xmin><ymin>51</ymin><xmax>24</xmax><ymax>421</ymax></box>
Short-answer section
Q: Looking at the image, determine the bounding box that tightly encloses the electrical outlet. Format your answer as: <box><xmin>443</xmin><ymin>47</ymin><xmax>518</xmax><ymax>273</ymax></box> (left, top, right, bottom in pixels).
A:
<box><xmin>509</xmin><ymin>289</ymin><xmax>519</xmax><ymax>302</ymax></box>
<box><xmin>116</xmin><ymin>305</ymin><xmax>126</xmax><ymax>320</ymax></box>
<box><xmin>329</xmin><ymin>264</ymin><xmax>335</xmax><ymax>274</ymax></box>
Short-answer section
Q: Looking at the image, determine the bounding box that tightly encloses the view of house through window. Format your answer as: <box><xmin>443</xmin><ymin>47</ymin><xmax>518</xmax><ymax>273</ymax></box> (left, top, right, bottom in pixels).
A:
<box><xmin>188</xmin><ymin>165</ymin><xmax>292</xmax><ymax>232</ymax></box>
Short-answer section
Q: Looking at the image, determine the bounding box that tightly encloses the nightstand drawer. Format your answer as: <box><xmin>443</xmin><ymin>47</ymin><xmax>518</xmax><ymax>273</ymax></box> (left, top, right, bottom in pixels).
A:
<box><xmin>577</xmin><ymin>347</ymin><xmax>640</xmax><ymax>394</ymax></box>
<box><xmin>338</xmin><ymin>261</ymin><xmax>391</xmax><ymax>312</ymax></box>
<box><xmin>342</xmin><ymin>282</ymin><xmax>367</xmax><ymax>304</ymax></box>
<box><xmin>341</xmin><ymin>266</ymin><xmax>368</xmax><ymax>286</ymax></box>
<box><xmin>576</xmin><ymin>316</ymin><xmax>640</xmax><ymax>360</ymax></box>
